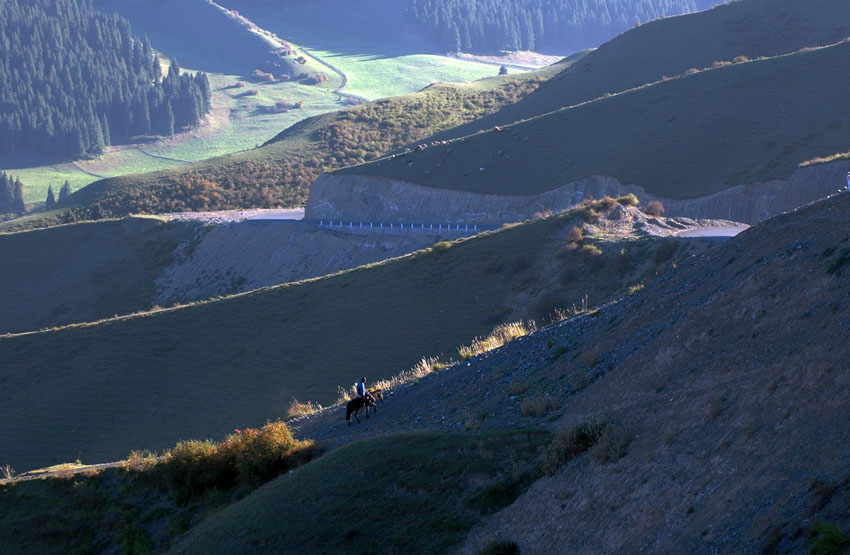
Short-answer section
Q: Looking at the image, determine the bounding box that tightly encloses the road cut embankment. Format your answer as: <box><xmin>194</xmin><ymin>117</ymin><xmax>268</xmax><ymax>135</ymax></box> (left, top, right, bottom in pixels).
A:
<box><xmin>306</xmin><ymin>160</ymin><xmax>850</xmax><ymax>225</ymax></box>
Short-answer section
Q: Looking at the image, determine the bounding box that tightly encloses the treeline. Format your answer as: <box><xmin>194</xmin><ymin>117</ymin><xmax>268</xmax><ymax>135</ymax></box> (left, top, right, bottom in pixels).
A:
<box><xmin>404</xmin><ymin>0</ymin><xmax>700</xmax><ymax>52</ymax></box>
<box><xmin>0</xmin><ymin>0</ymin><xmax>211</xmax><ymax>161</ymax></box>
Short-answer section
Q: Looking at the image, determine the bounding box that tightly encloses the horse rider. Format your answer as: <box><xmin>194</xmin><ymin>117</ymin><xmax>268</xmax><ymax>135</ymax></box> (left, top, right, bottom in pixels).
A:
<box><xmin>356</xmin><ymin>377</ymin><xmax>369</xmax><ymax>401</ymax></box>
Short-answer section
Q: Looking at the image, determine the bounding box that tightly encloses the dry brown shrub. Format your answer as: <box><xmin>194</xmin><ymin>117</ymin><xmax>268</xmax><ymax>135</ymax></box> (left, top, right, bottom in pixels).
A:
<box><xmin>520</xmin><ymin>395</ymin><xmax>558</xmax><ymax>417</ymax></box>
<box><xmin>617</xmin><ymin>193</ymin><xmax>640</xmax><ymax>206</ymax></box>
<box><xmin>286</xmin><ymin>398</ymin><xmax>323</xmax><ymax>420</ymax></box>
<box><xmin>591</xmin><ymin>424</ymin><xmax>634</xmax><ymax>463</ymax></box>
<box><xmin>644</xmin><ymin>200</ymin><xmax>665</xmax><ymax>217</ymax></box>
<box><xmin>541</xmin><ymin>420</ymin><xmax>607</xmax><ymax>475</ymax></box>
<box><xmin>126</xmin><ymin>450</ymin><xmax>158</xmax><ymax>473</ymax></box>
<box><xmin>567</xmin><ymin>225</ymin><xmax>583</xmax><ymax>244</ymax></box>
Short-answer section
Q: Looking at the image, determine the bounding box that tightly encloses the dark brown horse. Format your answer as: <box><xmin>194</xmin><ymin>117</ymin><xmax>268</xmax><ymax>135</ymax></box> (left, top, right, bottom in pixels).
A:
<box><xmin>346</xmin><ymin>390</ymin><xmax>384</xmax><ymax>425</ymax></box>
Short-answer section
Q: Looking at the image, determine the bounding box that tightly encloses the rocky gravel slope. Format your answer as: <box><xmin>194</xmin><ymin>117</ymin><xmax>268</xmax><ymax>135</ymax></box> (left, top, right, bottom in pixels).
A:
<box><xmin>292</xmin><ymin>191</ymin><xmax>850</xmax><ymax>553</ymax></box>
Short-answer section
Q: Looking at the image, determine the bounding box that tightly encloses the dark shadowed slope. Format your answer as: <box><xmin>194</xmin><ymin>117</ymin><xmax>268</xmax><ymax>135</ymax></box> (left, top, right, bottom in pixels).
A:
<box><xmin>417</xmin><ymin>0</ymin><xmax>850</xmax><ymax>144</ymax></box>
<box><xmin>336</xmin><ymin>39</ymin><xmax>850</xmax><ymax>198</ymax></box>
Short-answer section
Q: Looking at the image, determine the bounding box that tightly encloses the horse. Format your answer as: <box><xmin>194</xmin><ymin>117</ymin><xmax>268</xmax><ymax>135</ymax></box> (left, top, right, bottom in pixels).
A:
<box><xmin>346</xmin><ymin>390</ymin><xmax>384</xmax><ymax>425</ymax></box>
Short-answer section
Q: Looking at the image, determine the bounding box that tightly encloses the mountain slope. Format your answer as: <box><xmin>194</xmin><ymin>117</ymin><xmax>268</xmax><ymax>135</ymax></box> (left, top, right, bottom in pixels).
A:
<box><xmin>334</xmin><ymin>39</ymin><xmax>850</xmax><ymax>199</ymax></box>
<box><xmin>0</xmin><ymin>200</ymin><xmax>720</xmax><ymax>470</ymax></box>
<box><xmin>0</xmin><ymin>64</ymin><xmax>565</xmax><ymax>233</ymax></box>
<box><xmin>94</xmin><ymin>0</ymin><xmax>329</xmax><ymax>80</ymax></box>
<box><xmin>419</xmin><ymin>0</ymin><xmax>850</xmax><ymax>144</ymax></box>
<box><xmin>174</xmin><ymin>191</ymin><xmax>850</xmax><ymax>553</ymax></box>
<box><xmin>0</xmin><ymin>218</ymin><xmax>195</xmax><ymax>334</ymax></box>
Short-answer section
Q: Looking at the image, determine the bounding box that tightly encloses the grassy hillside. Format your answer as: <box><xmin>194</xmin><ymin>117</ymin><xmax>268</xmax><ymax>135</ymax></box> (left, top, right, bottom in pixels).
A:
<box><xmin>337</xmin><ymin>39</ymin><xmax>850</xmax><ymax>198</ymax></box>
<box><xmin>94</xmin><ymin>0</ymin><xmax>330</xmax><ymax>81</ymax></box>
<box><xmin>173</xmin><ymin>430</ymin><xmax>548</xmax><ymax>554</ymax></box>
<box><xmin>418</xmin><ymin>0</ymin><xmax>850</xmax><ymax>144</ymax></box>
<box><xmin>0</xmin><ymin>429</ymin><xmax>547</xmax><ymax>554</ymax></box>
<box><xmin>171</xmin><ymin>192</ymin><xmax>850</xmax><ymax>553</ymax></box>
<box><xmin>0</xmin><ymin>64</ymin><xmax>565</xmax><ymax>232</ymax></box>
<box><xmin>0</xmin><ymin>217</ymin><xmax>200</xmax><ymax>334</ymax></box>
<box><xmin>0</xmin><ymin>200</ymin><xmax>705</xmax><ymax>470</ymax></box>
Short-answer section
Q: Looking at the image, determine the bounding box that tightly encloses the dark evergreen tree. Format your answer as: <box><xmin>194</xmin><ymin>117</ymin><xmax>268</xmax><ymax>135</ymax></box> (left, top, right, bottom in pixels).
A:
<box><xmin>59</xmin><ymin>179</ymin><xmax>72</xmax><ymax>201</ymax></box>
<box><xmin>12</xmin><ymin>177</ymin><xmax>25</xmax><ymax>213</ymax></box>
<box><xmin>0</xmin><ymin>172</ymin><xmax>12</xmax><ymax>213</ymax></box>
<box><xmin>405</xmin><ymin>0</ymin><xmax>699</xmax><ymax>53</ymax></box>
<box><xmin>0</xmin><ymin>0</ymin><xmax>213</xmax><ymax>160</ymax></box>
<box><xmin>45</xmin><ymin>184</ymin><xmax>56</xmax><ymax>208</ymax></box>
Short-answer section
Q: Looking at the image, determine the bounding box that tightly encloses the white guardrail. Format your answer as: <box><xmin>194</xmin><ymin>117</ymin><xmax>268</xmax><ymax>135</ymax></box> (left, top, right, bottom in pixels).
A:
<box><xmin>311</xmin><ymin>220</ymin><xmax>496</xmax><ymax>234</ymax></box>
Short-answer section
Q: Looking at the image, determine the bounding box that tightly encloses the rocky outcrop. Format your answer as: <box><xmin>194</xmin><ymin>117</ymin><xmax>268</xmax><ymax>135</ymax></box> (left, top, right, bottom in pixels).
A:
<box><xmin>306</xmin><ymin>160</ymin><xmax>850</xmax><ymax>225</ymax></box>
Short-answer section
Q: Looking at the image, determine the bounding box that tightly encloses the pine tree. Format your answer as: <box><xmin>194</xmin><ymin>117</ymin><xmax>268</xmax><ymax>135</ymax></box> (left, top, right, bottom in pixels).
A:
<box><xmin>0</xmin><ymin>172</ymin><xmax>11</xmax><ymax>213</ymax></box>
<box><xmin>45</xmin><ymin>184</ymin><xmax>56</xmax><ymax>208</ymax></box>
<box><xmin>59</xmin><ymin>179</ymin><xmax>72</xmax><ymax>201</ymax></box>
<box><xmin>163</xmin><ymin>101</ymin><xmax>175</xmax><ymax>136</ymax></box>
<box><xmin>12</xmin><ymin>177</ymin><xmax>26</xmax><ymax>213</ymax></box>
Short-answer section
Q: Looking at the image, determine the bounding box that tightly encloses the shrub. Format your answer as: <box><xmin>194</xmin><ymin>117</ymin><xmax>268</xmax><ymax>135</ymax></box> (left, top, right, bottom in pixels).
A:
<box><xmin>520</xmin><ymin>396</ymin><xmax>558</xmax><ymax>417</ymax></box>
<box><xmin>627</xmin><ymin>283</ymin><xmax>645</xmax><ymax>296</ymax></box>
<box><xmin>432</xmin><ymin>241</ymin><xmax>452</xmax><ymax>252</ymax></box>
<box><xmin>591</xmin><ymin>424</ymin><xmax>632</xmax><ymax>463</ymax></box>
<box><xmin>220</xmin><ymin>420</ymin><xmax>309</xmax><ymax>487</ymax></box>
<box><xmin>644</xmin><ymin>200</ymin><xmax>665</xmax><ymax>217</ymax></box>
<box><xmin>654</xmin><ymin>239</ymin><xmax>678</xmax><ymax>264</ymax></box>
<box><xmin>579</xmin><ymin>244</ymin><xmax>603</xmax><ymax>260</ymax></box>
<box><xmin>598</xmin><ymin>196</ymin><xmax>617</xmax><ymax>210</ymax></box>
<box><xmin>567</xmin><ymin>225</ymin><xmax>583</xmax><ymax>244</ymax></box>
<box><xmin>509</xmin><ymin>382</ymin><xmax>530</xmax><ymax>395</ymax></box>
<box><xmin>125</xmin><ymin>450</ymin><xmax>158</xmax><ymax>472</ymax></box>
<box><xmin>251</xmin><ymin>69</ymin><xmax>275</xmax><ymax>82</ymax></box>
<box><xmin>810</xmin><ymin>521</ymin><xmax>850</xmax><ymax>555</ymax></box>
<box><xmin>1</xmin><ymin>464</ymin><xmax>14</xmax><ymax>480</ymax></box>
<box><xmin>826</xmin><ymin>248</ymin><xmax>850</xmax><ymax>275</ymax></box>
<box><xmin>541</xmin><ymin>421</ymin><xmax>607</xmax><ymax>475</ymax></box>
<box><xmin>617</xmin><ymin>193</ymin><xmax>640</xmax><ymax>206</ymax></box>
<box><xmin>458</xmin><ymin>321</ymin><xmax>536</xmax><ymax>360</ymax></box>
<box><xmin>156</xmin><ymin>420</ymin><xmax>319</xmax><ymax>501</ymax></box>
<box><xmin>161</xmin><ymin>439</ymin><xmax>227</xmax><ymax>501</ymax></box>
<box><xmin>732</xmin><ymin>55</ymin><xmax>750</xmax><ymax>63</ymax></box>
<box><xmin>286</xmin><ymin>398</ymin><xmax>322</xmax><ymax>420</ymax></box>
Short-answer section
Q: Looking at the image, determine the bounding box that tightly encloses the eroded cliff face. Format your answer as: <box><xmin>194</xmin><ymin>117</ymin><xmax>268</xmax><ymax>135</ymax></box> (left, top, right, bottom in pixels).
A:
<box><xmin>306</xmin><ymin>161</ymin><xmax>850</xmax><ymax>225</ymax></box>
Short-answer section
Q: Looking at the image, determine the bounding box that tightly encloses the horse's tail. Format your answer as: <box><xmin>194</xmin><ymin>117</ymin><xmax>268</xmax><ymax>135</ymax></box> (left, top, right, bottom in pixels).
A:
<box><xmin>345</xmin><ymin>402</ymin><xmax>352</xmax><ymax>421</ymax></box>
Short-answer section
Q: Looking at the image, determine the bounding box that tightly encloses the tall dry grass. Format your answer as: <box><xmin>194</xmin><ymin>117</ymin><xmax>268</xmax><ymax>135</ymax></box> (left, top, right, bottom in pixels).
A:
<box><xmin>458</xmin><ymin>321</ymin><xmax>537</xmax><ymax>361</ymax></box>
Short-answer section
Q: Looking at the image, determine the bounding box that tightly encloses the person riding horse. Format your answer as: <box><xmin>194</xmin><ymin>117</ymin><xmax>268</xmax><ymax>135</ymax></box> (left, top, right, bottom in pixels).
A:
<box><xmin>346</xmin><ymin>388</ymin><xmax>383</xmax><ymax>425</ymax></box>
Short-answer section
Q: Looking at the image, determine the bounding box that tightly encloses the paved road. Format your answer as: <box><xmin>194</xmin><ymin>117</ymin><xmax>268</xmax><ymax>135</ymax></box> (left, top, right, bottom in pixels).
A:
<box><xmin>676</xmin><ymin>225</ymin><xmax>748</xmax><ymax>238</ymax></box>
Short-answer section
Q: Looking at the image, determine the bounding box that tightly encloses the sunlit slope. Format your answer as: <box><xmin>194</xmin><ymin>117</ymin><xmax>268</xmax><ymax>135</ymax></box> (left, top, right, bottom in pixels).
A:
<box><xmin>0</xmin><ymin>65</ymin><xmax>568</xmax><ymax>233</ymax></box>
<box><xmin>336</xmin><ymin>40</ymin><xmax>850</xmax><ymax>198</ymax></box>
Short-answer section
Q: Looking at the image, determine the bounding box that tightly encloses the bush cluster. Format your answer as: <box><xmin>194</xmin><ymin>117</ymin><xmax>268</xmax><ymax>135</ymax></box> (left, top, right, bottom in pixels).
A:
<box><xmin>156</xmin><ymin>420</ymin><xmax>320</xmax><ymax>502</ymax></box>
